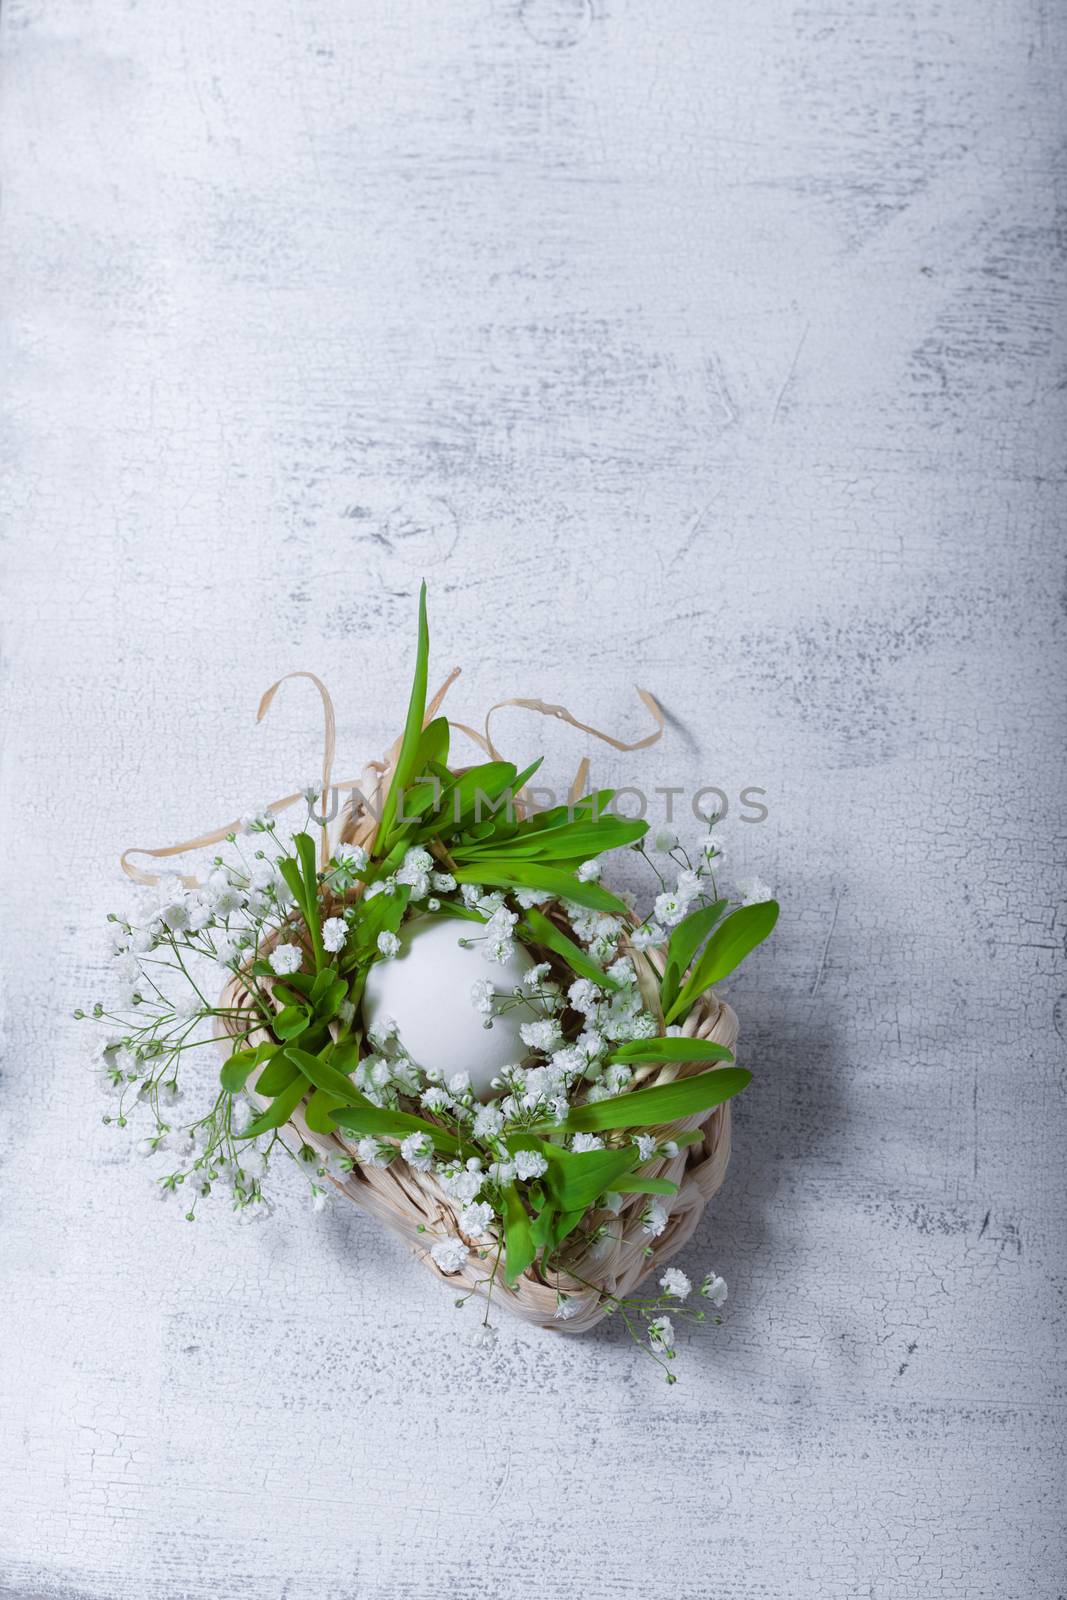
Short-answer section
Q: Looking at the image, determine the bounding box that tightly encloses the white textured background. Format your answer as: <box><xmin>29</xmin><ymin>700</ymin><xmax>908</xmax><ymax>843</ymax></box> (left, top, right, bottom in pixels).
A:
<box><xmin>1</xmin><ymin>2</ymin><xmax>1065</xmax><ymax>1596</ymax></box>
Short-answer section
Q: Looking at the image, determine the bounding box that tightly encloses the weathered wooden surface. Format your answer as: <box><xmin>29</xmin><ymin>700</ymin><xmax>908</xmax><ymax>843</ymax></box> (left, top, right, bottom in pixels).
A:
<box><xmin>1</xmin><ymin>2</ymin><xmax>1064</xmax><ymax>1596</ymax></box>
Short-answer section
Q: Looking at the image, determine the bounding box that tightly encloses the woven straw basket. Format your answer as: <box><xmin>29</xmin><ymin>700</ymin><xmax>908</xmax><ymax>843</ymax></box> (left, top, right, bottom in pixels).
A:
<box><xmin>215</xmin><ymin>685</ymin><xmax>738</xmax><ymax>1333</ymax></box>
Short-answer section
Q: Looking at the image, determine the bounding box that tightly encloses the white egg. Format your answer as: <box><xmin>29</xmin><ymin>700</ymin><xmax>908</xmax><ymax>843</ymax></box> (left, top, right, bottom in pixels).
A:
<box><xmin>361</xmin><ymin>915</ymin><xmax>541</xmax><ymax>1100</ymax></box>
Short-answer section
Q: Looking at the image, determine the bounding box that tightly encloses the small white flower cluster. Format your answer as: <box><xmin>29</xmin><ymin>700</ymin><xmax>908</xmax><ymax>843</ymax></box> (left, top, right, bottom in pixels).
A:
<box><xmin>458</xmin><ymin>885</ymin><xmax>521</xmax><ymax>964</ymax></box>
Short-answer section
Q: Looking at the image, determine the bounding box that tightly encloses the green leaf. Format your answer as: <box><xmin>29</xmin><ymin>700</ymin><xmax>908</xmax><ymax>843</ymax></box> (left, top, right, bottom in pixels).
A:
<box><xmin>219</xmin><ymin>1042</ymin><xmax>275</xmax><ymax>1093</ymax></box>
<box><xmin>522</xmin><ymin>791</ymin><xmax>616</xmax><ymax>832</ymax></box>
<box><xmin>503</xmin><ymin>1185</ymin><xmax>536</xmax><ymax>1283</ymax></box>
<box><xmin>412</xmin><ymin>714</ymin><xmax>450</xmax><ymax>774</ymax></box>
<box><xmin>453</xmin><ymin>864</ymin><xmax>627</xmax><ymax>914</ymax></box>
<box><xmin>512</xmin><ymin>757</ymin><xmax>544</xmax><ymax>794</ymax></box>
<box><xmin>273</xmin><ymin>1004</ymin><xmax>310</xmax><ymax>1041</ymax></box>
<box><xmin>277</xmin><ymin>849</ymin><xmax>324</xmax><ymax>971</ymax></box>
<box><xmin>535</xmin><ymin>1067</ymin><xmax>751</xmax><ymax>1134</ymax></box>
<box><xmin>274</xmin><ymin>970</ymin><xmax>315</xmax><ymax>999</ymax></box>
<box><xmin>506</xmin><ymin>1137</ymin><xmax>641</xmax><ymax>1211</ymax></box>
<box><xmin>610</xmin><ymin>1176</ymin><xmax>680</xmax><ymax>1196</ymax></box>
<box><xmin>667</xmin><ymin>898</ymin><xmax>728</xmax><ymax>975</ymax></box>
<box><xmin>608</xmin><ymin>1037</ymin><xmax>734</xmax><ymax>1065</ymax></box>
<box><xmin>522</xmin><ymin>907</ymin><xmax>619</xmax><ymax>989</ymax></box>
<box><xmin>240</xmin><ymin>1072</ymin><xmax>308</xmax><ymax>1138</ymax></box>
<box><xmin>305</xmin><ymin>1088</ymin><xmax>345</xmax><ymax>1134</ymax></box>
<box><xmin>548</xmin><ymin>1208</ymin><xmax>586</xmax><ymax>1251</ymax></box>
<box><xmin>328</xmin><ymin>1037</ymin><xmax>361</xmax><ymax>1074</ymax></box>
<box><xmin>662</xmin><ymin>899</ymin><xmax>728</xmax><ymax>1013</ymax></box>
<box><xmin>660</xmin><ymin>958</ymin><xmax>682</xmax><ymax>1017</ymax></box>
<box><xmin>277</xmin><ymin>856</ymin><xmax>307</xmax><ymax>912</ymax></box>
<box><xmin>282</xmin><ymin>1046</ymin><xmax>362</xmax><ymax>1103</ymax></box>
<box><xmin>530</xmin><ymin>1204</ymin><xmax>558</xmax><ymax>1251</ymax></box>
<box><xmin>446</xmin><ymin>763</ymin><xmax>519</xmax><ymax>829</ymax></box>
<box><xmin>330</xmin><ymin>1103</ymin><xmax>460</xmax><ymax>1155</ymax></box>
<box><xmin>665</xmin><ymin>900</ymin><xmax>779</xmax><ymax>1023</ymax></box>
<box><xmin>314</xmin><ymin>978</ymin><xmax>349</xmax><ymax>1022</ymax></box>
<box><xmin>459</xmin><ymin>817</ymin><xmax>646</xmax><ymax>862</ymax></box>
<box><xmin>377</xmin><ymin>582</ymin><xmax>430</xmax><ymax>849</ymax></box>
<box><xmin>294</xmin><ymin>831</ymin><xmax>319</xmax><ymax>901</ymax></box>
<box><xmin>271</xmin><ymin>981</ymin><xmax>309</xmax><ymax>1008</ymax></box>
<box><xmin>255</xmin><ymin>1054</ymin><xmax>301</xmax><ymax>1097</ymax></box>
<box><xmin>309</xmin><ymin>967</ymin><xmax>335</xmax><ymax>1005</ymax></box>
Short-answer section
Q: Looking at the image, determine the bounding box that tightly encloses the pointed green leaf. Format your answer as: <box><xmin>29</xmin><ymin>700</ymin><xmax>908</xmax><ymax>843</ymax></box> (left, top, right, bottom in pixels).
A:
<box><xmin>294</xmin><ymin>831</ymin><xmax>319</xmax><ymax>900</ymax></box>
<box><xmin>534</xmin><ymin>1067</ymin><xmax>750</xmax><ymax>1134</ymax></box>
<box><xmin>219</xmin><ymin>1041</ymin><xmax>276</xmax><ymax>1093</ymax></box>
<box><xmin>240</xmin><ymin>1072</ymin><xmax>308</xmax><ymax>1138</ymax></box>
<box><xmin>305</xmin><ymin>1087</ymin><xmax>345</xmax><ymax>1134</ymax></box>
<box><xmin>330</xmin><ymin>1103</ymin><xmax>460</xmax><ymax>1155</ymax></box>
<box><xmin>255</xmin><ymin>1053</ymin><xmax>301</xmax><ymax>1097</ymax></box>
<box><xmin>667</xmin><ymin>899</ymin><xmax>728</xmax><ymax>976</ymax></box>
<box><xmin>282</xmin><ymin>1046</ymin><xmax>362</xmax><ymax>1103</ymax></box>
<box><xmin>377</xmin><ymin>582</ymin><xmax>430</xmax><ymax>848</ymax></box>
<box><xmin>453</xmin><ymin>864</ymin><xmax>627</xmax><ymax>914</ymax></box>
<box><xmin>610</xmin><ymin>1176</ymin><xmax>679</xmax><ymax>1196</ymax></box>
<box><xmin>273</xmin><ymin>1005</ymin><xmax>310</xmax><ymax>1041</ymax></box>
<box><xmin>503</xmin><ymin>1184</ymin><xmax>536</xmax><ymax>1284</ymax></box>
<box><xmin>522</xmin><ymin>907</ymin><xmax>619</xmax><ymax>989</ymax></box>
<box><xmin>505</xmin><ymin>1137</ymin><xmax>641</xmax><ymax>1210</ymax></box>
<box><xmin>608</xmin><ymin>1037</ymin><xmax>734</xmax><ymax>1065</ymax></box>
<box><xmin>666</xmin><ymin>900</ymin><xmax>779</xmax><ymax>1023</ymax></box>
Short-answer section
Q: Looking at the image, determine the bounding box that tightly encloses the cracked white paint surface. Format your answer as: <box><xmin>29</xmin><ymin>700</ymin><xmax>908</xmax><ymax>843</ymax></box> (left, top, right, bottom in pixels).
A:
<box><xmin>1</xmin><ymin>2</ymin><xmax>1064</xmax><ymax>1596</ymax></box>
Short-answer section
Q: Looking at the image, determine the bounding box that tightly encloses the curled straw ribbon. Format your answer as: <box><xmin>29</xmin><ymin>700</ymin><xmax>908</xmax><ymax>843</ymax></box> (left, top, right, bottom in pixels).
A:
<box><xmin>120</xmin><ymin>670</ymin><xmax>664</xmax><ymax>888</ymax></box>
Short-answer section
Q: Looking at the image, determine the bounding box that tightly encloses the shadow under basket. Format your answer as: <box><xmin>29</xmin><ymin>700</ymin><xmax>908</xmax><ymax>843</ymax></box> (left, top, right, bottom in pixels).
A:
<box><xmin>218</xmin><ymin>942</ymin><xmax>737</xmax><ymax>1335</ymax></box>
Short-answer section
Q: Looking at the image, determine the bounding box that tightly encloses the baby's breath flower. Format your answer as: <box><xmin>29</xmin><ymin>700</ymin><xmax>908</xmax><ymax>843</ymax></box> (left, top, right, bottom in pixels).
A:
<box><xmin>472</xmin><ymin>1104</ymin><xmax>505</xmax><ymax>1140</ymax></box>
<box><xmin>660</xmin><ymin>1268</ymin><xmax>691</xmax><ymax>1300</ymax></box>
<box><xmin>376</xmin><ymin>931</ymin><xmax>400</xmax><ymax>959</ymax></box>
<box><xmin>512</xmin><ymin>1149</ymin><xmax>548</xmax><ymax>1181</ymax></box>
<box><xmin>701</xmin><ymin>1272</ymin><xmax>728</xmax><ymax>1307</ymax></box>
<box><xmin>470</xmin><ymin>978</ymin><xmax>495</xmax><ymax>1016</ymax></box>
<box><xmin>458</xmin><ymin>1200</ymin><xmax>495</xmax><ymax>1238</ymax></box>
<box><xmin>570</xmin><ymin>1133</ymin><xmax>604</xmax><ymax>1154</ymax></box>
<box><xmin>355</xmin><ymin>1137</ymin><xmax>391</xmax><ymax>1168</ymax></box>
<box><xmin>520</xmin><ymin>1018</ymin><xmax>563</xmax><ymax>1053</ymax></box>
<box><xmin>483</xmin><ymin>906</ymin><xmax>518</xmax><ymax>964</ymax></box>
<box><xmin>367</xmin><ymin>1013</ymin><xmax>397</xmax><ymax>1046</ymax></box>
<box><xmin>441</xmin><ymin>1166</ymin><xmax>485</xmax><ymax>1205</ymax></box>
<box><xmin>554</xmin><ymin>1295</ymin><xmax>580</xmax><ymax>1320</ymax></box>
<box><xmin>430</xmin><ymin>1236</ymin><xmax>469</xmax><ymax>1274</ymax></box>
<box><xmin>400</xmin><ymin>1133</ymin><xmax>435</xmax><ymax>1171</ymax></box>
<box><xmin>322</xmin><ymin>917</ymin><xmax>348</xmax><ymax>953</ymax></box>
<box><xmin>653</xmin><ymin>892</ymin><xmax>686</xmax><ymax>928</ymax></box>
<box><xmin>269</xmin><ymin>942</ymin><xmax>303</xmax><ymax>975</ymax></box>
<box><xmin>567</xmin><ymin>978</ymin><xmax>601</xmax><ymax>1014</ymax></box>
<box><xmin>514</xmin><ymin>887</ymin><xmax>552</xmax><ymax>909</ymax></box>
<box><xmin>643</xmin><ymin>1200</ymin><xmax>669</xmax><ymax>1237</ymax></box>
<box><xmin>328</xmin><ymin>842</ymin><xmax>368</xmax><ymax>889</ymax></box>
<box><xmin>240</xmin><ymin>808</ymin><xmax>274</xmax><ymax>835</ymax></box>
<box><xmin>576</xmin><ymin>859</ymin><xmax>601</xmax><ymax>883</ymax></box>
<box><xmin>648</xmin><ymin>1316</ymin><xmax>674</xmax><ymax>1351</ymax></box>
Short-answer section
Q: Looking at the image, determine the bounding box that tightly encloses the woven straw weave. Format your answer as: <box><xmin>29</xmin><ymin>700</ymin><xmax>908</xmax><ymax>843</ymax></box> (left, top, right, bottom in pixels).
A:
<box><xmin>217</xmin><ymin>719</ymin><xmax>737</xmax><ymax>1333</ymax></box>
<box><xmin>219</xmin><ymin>921</ymin><xmax>736</xmax><ymax>1333</ymax></box>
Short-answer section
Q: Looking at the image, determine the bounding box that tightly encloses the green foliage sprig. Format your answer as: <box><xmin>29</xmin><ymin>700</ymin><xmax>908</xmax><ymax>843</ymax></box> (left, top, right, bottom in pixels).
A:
<box><xmin>85</xmin><ymin>585</ymin><xmax>777</xmax><ymax>1376</ymax></box>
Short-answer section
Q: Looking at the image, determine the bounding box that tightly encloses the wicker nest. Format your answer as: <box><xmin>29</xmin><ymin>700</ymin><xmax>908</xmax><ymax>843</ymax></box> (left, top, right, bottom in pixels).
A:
<box><xmin>214</xmin><ymin>685</ymin><xmax>738</xmax><ymax>1333</ymax></box>
<box><xmin>219</xmin><ymin>914</ymin><xmax>736</xmax><ymax>1335</ymax></box>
